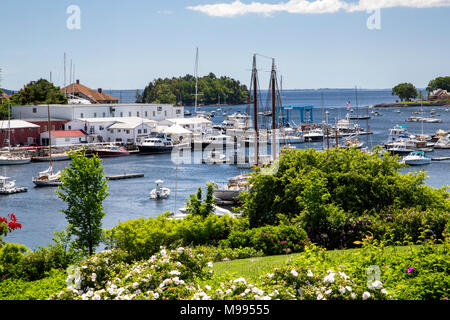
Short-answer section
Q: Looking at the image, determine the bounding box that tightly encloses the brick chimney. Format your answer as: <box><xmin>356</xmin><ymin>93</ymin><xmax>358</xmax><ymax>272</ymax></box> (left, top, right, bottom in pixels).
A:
<box><xmin>98</xmin><ymin>88</ymin><xmax>103</xmax><ymax>93</ymax></box>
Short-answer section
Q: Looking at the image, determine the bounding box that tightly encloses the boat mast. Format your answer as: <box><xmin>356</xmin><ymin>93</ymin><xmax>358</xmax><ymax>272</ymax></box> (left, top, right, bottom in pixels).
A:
<box><xmin>47</xmin><ymin>104</ymin><xmax>53</xmax><ymax>169</ymax></box>
<box><xmin>271</xmin><ymin>58</ymin><xmax>277</xmax><ymax>161</ymax></box>
<box><xmin>7</xmin><ymin>102</ymin><xmax>11</xmax><ymax>152</ymax></box>
<box><xmin>252</xmin><ymin>54</ymin><xmax>259</xmax><ymax>167</ymax></box>
<box><xmin>194</xmin><ymin>47</ymin><xmax>199</xmax><ymax>115</ymax></box>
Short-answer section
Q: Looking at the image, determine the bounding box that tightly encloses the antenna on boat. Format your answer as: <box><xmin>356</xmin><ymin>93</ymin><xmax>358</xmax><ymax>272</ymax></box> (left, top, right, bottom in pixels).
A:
<box><xmin>194</xmin><ymin>47</ymin><xmax>199</xmax><ymax>115</ymax></box>
<box><xmin>252</xmin><ymin>54</ymin><xmax>259</xmax><ymax>167</ymax></box>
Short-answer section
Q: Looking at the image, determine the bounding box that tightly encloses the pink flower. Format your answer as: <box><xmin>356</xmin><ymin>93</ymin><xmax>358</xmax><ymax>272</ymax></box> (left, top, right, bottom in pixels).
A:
<box><xmin>407</xmin><ymin>267</ymin><xmax>414</xmax><ymax>273</ymax></box>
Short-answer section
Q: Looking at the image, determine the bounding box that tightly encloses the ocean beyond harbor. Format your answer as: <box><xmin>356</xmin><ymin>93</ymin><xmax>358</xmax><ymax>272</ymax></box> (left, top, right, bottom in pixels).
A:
<box><xmin>1</xmin><ymin>88</ymin><xmax>449</xmax><ymax>250</ymax></box>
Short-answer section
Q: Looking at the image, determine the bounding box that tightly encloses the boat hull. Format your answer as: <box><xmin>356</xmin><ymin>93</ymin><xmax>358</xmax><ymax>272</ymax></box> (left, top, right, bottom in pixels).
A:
<box><xmin>32</xmin><ymin>179</ymin><xmax>63</xmax><ymax>187</ymax></box>
<box><xmin>213</xmin><ymin>189</ymin><xmax>242</xmax><ymax>201</ymax></box>
<box><xmin>0</xmin><ymin>158</ymin><xmax>31</xmax><ymax>165</ymax></box>
<box><xmin>138</xmin><ymin>145</ymin><xmax>173</xmax><ymax>154</ymax></box>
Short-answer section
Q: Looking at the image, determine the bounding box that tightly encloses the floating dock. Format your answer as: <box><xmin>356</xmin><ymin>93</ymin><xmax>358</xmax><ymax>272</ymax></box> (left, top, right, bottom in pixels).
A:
<box><xmin>107</xmin><ymin>173</ymin><xmax>144</xmax><ymax>180</ymax></box>
<box><xmin>0</xmin><ymin>187</ymin><xmax>28</xmax><ymax>195</ymax></box>
<box><xmin>431</xmin><ymin>156</ymin><xmax>450</xmax><ymax>161</ymax></box>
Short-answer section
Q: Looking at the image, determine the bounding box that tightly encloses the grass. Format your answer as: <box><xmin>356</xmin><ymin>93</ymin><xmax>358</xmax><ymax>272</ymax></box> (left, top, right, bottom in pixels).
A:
<box><xmin>212</xmin><ymin>245</ymin><xmax>427</xmax><ymax>281</ymax></box>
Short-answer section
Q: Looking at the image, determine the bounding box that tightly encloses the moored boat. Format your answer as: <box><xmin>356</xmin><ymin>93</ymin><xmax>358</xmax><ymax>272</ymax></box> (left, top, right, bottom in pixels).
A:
<box><xmin>91</xmin><ymin>145</ymin><xmax>130</xmax><ymax>157</ymax></box>
<box><xmin>0</xmin><ymin>176</ymin><xmax>28</xmax><ymax>194</ymax></box>
<box><xmin>402</xmin><ymin>151</ymin><xmax>431</xmax><ymax>166</ymax></box>
<box><xmin>138</xmin><ymin>134</ymin><xmax>173</xmax><ymax>154</ymax></box>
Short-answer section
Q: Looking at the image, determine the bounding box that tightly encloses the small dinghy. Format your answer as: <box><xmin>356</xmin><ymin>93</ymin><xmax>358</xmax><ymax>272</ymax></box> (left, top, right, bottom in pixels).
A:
<box><xmin>150</xmin><ymin>179</ymin><xmax>171</xmax><ymax>199</ymax></box>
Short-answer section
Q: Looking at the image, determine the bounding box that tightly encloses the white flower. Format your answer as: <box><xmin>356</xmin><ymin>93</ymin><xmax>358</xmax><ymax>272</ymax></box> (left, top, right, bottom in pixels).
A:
<box><xmin>317</xmin><ymin>293</ymin><xmax>324</xmax><ymax>300</ymax></box>
<box><xmin>381</xmin><ymin>289</ymin><xmax>388</xmax><ymax>295</ymax></box>
<box><xmin>132</xmin><ymin>282</ymin><xmax>139</xmax><ymax>289</ymax></box>
<box><xmin>169</xmin><ymin>270</ymin><xmax>181</xmax><ymax>276</ymax></box>
<box><xmin>351</xmin><ymin>292</ymin><xmax>357</xmax><ymax>299</ymax></box>
<box><xmin>338</xmin><ymin>271</ymin><xmax>350</xmax><ymax>280</ymax></box>
<box><xmin>345</xmin><ymin>286</ymin><xmax>352</xmax><ymax>292</ymax></box>
<box><xmin>325</xmin><ymin>289</ymin><xmax>332</xmax><ymax>295</ymax></box>
<box><xmin>177</xmin><ymin>247</ymin><xmax>185</xmax><ymax>254</ymax></box>
<box><xmin>225</xmin><ymin>289</ymin><xmax>232</xmax><ymax>295</ymax></box>
<box><xmin>205</xmin><ymin>285</ymin><xmax>211</xmax><ymax>291</ymax></box>
<box><xmin>267</xmin><ymin>273</ymin><xmax>274</xmax><ymax>279</ymax></box>
<box><xmin>338</xmin><ymin>287</ymin><xmax>346</xmax><ymax>294</ymax></box>
<box><xmin>362</xmin><ymin>292</ymin><xmax>371</xmax><ymax>300</ymax></box>
<box><xmin>160</xmin><ymin>249</ymin><xmax>167</xmax><ymax>257</ymax></box>
<box><xmin>233</xmin><ymin>278</ymin><xmax>247</xmax><ymax>285</ymax></box>
<box><xmin>370</xmin><ymin>280</ymin><xmax>383</xmax><ymax>290</ymax></box>
<box><xmin>290</xmin><ymin>269</ymin><xmax>299</xmax><ymax>277</ymax></box>
<box><xmin>323</xmin><ymin>273</ymin><xmax>335</xmax><ymax>284</ymax></box>
<box><xmin>307</xmin><ymin>270</ymin><xmax>314</xmax><ymax>277</ymax></box>
<box><xmin>153</xmin><ymin>292</ymin><xmax>160</xmax><ymax>299</ymax></box>
<box><xmin>207</xmin><ymin>262</ymin><xmax>213</xmax><ymax>268</ymax></box>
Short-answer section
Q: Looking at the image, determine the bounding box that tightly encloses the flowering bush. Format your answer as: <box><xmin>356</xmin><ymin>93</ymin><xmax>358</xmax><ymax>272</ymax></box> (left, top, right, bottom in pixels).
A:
<box><xmin>52</xmin><ymin>247</ymin><xmax>212</xmax><ymax>300</ymax></box>
<box><xmin>0</xmin><ymin>214</ymin><xmax>22</xmax><ymax>244</ymax></box>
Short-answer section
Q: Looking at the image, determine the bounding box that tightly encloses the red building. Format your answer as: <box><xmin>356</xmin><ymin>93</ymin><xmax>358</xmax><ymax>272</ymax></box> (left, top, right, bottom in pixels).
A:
<box><xmin>24</xmin><ymin>118</ymin><xmax>70</xmax><ymax>134</ymax></box>
<box><xmin>0</xmin><ymin>120</ymin><xmax>40</xmax><ymax>148</ymax></box>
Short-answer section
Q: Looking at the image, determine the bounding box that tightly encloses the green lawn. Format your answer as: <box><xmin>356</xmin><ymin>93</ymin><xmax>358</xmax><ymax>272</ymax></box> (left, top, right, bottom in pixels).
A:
<box><xmin>212</xmin><ymin>245</ymin><xmax>424</xmax><ymax>281</ymax></box>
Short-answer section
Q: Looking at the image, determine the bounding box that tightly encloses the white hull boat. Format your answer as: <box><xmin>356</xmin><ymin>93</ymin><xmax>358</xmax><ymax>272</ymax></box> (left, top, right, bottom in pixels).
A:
<box><xmin>0</xmin><ymin>154</ymin><xmax>32</xmax><ymax>165</ymax></box>
<box><xmin>150</xmin><ymin>180</ymin><xmax>171</xmax><ymax>199</ymax></box>
<box><xmin>402</xmin><ymin>151</ymin><xmax>431</xmax><ymax>166</ymax></box>
<box><xmin>0</xmin><ymin>176</ymin><xmax>28</xmax><ymax>194</ymax></box>
<box><xmin>32</xmin><ymin>166</ymin><xmax>63</xmax><ymax>187</ymax></box>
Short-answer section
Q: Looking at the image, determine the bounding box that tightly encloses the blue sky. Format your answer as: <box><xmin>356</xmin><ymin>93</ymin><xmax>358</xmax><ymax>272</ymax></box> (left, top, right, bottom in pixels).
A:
<box><xmin>1</xmin><ymin>0</ymin><xmax>450</xmax><ymax>90</ymax></box>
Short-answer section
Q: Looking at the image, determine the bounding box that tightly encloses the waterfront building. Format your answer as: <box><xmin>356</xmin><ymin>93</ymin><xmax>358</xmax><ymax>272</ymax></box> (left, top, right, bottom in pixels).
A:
<box><xmin>66</xmin><ymin>117</ymin><xmax>157</xmax><ymax>144</ymax></box>
<box><xmin>429</xmin><ymin>89</ymin><xmax>450</xmax><ymax>101</ymax></box>
<box><xmin>159</xmin><ymin>116</ymin><xmax>212</xmax><ymax>134</ymax></box>
<box><xmin>40</xmin><ymin>130</ymin><xmax>87</xmax><ymax>146</ymax></box>
<box><xmin>12</xmin><ymin>103</ymin><xmax>184</xmax><ymax>122</ymax></box>
<box><xmin>61</xmin><ymin>80</ymin><xmax>118</xmax><ymax>104</ymax></box>
<box><xmin>22</xmin><ymin>118</ymin><xmax>70</xmax><ymax>135</ymax></box>
<box><xmin>0</xmin><ymin>120</ymin><xmax>40</xmax><ymax>148</ymax></box>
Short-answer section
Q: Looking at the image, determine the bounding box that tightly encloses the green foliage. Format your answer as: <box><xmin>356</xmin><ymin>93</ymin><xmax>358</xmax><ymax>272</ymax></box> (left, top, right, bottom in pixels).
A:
<box><xmin>426</xmin><ymin>76</ymin><xmax>450</xmax><ymax>93</ymax></box>
<box><xmin>9</xmin><ymin>78</ymin><xmax>68</xmax><ymax>105</ymax></box>
<box><xmin>392</xmin><ymin>82</ymin><xmax>418</xmax><ymax>102</ymax></box>
<box><xmin>191</xmin><ymin>246</ymin><xmax>264</xmax><ymax>262</ymax></box>
<box><xmin>103</xmin><ymin>213</ymin><xmax>235</xmax><ymax>261</ymax></box>
<box><xmin>137</xmin><ymin>73</ymin><xmax>250</xmax><ymax>105</ymax></box>
<box><xmin>241</xmin><ymin>148</ymin><xmax>450</xmax><ymax>249</ymax></box>
<box><xmin>0</xmin><ymin>270</ymin><xmax>66</xmax><ymax>300</ymax></box>
<box><xmin>56</xmin><ymin>149</ymin><xmax>109</xmax><ymax>256</ymax></box>
<box><xmin>220</xmin><ymin>224</ymin><xmax>308</xmax><ymax>256</ymax></box>
<box><xmin>186</xmin><ymin>183</ymin><xmax>215</xmax><ymax>218</ymax></box>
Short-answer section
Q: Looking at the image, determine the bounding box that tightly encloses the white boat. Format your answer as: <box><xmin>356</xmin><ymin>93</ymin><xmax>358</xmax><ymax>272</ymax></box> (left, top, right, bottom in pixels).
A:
<box><xmin>213</xmin><ymin>174</ymin><xmax>251</xmax><ymax>201</ymax></box>
<box><xmin>0</xmin><ymin>176</ymin><xmax>28</xmax><ymax>194</ymax></box>
<box><xmin>32</xmin><ymin>166</ymin><xmax>63</xmax><ymax>187</ymax></box>
<box><xmin>435</xmin><ymin>135</ymin><xmax>450</xmax><ymax>149</ymax></box>
<box><xmin>402</xmin><ymin>151</ymin><xmax>431</xmax><ymax>166</ymax></box>
<box><xmin>0</xmin><ymin>153</ymin><xmax>32</xmax><ymax>165</ymax></box>
<box><xmin>173</xmin><ymin>205</ymin><xmax>235</xmax><ymax>220</ymax></box>
<box><xmin>149</xmin><ymin>179</ymin><xmax>171</xmax><ymax>199</ymax></box>
<box><xmin>303</xmin><ymin>128</ymin><xmax>324</xmax><ymax>142</ymax></box>
<box><xmin>32</xmin><ymin>152</ymin><xmax>70</xmax><ymax>162</ymax></box>
<box><xmin>138</xmin><ymin>134</ymin><xmax>173</xmax><ymax>154</ymax></box>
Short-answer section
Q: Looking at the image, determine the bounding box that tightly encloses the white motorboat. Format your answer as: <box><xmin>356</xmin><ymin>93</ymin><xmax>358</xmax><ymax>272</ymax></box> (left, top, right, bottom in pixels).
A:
<box><xmin>434</xmin><ymin>135</ymin><xmax>450</xmax><ymax>149</ymax></box>
<box><xmin>150</xmin><ymin>180</ymin><xmax>171</xmax><ymax>199</ymax></box>
<box><xmin>213</xmin><ymin>174</ymin><xmax>251</xmax><ymax>201</ymax></box>
<box><xmin>402</xmin><ymin>151</ymin><xmax>431</xmax><ymax>166</ymax></box>
<box><xmin>138</xmin><ymin>134</ymin><xmax>173</xmax><ymax>154</ymax></box>
<box><xmin>32</xmin><ymin>166</ymin><xmax>63</xmax><ymax>187</ymax></box>
<box><xmin>0</xmin><ymin>176</ymin><xmax>28</xmax><ymax>194</ymax></box>
<box><xmin>303</xmin><ymin>128</ymin><xmax>324</xmax><ymax>142</ymax></box>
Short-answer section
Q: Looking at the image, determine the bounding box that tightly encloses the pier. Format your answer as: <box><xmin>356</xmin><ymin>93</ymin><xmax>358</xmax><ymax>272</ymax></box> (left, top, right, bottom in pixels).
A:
<box><xmin>431</xmin><ymin>156</ymin><xmax>450</xmax><ymax>161</ymax></box>
<box><xmin>106</xmin><ymin>173</ymin><xmax>144</xmax><ymax>180</ymax></box>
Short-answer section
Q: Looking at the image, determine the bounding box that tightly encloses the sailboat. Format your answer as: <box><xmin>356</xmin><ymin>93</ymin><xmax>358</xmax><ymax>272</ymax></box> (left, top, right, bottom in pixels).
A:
<box><xmin>0</xmin><ymin>102</ymin><xmax>32</xmax><ymax>165</ymax></box>
<box><xmin>349</xmin><ymin>86</ymin><xmax>370</xmax><ymax>120</ymax></box>
<box><xmin>32</xmin><ymin>105</ymin><xmax>63</xmax><ymax>187</ymax></box>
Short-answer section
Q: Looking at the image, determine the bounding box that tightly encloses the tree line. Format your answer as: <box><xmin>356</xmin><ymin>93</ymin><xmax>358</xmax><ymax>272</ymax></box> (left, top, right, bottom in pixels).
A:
<box><xmin>392</xmin><ymin>76</ymin><xmax>450</xmax><ymax>102</ymax></box>
<box><xmin>136</xmin><ymin>73</ymin><xmax>250</xmax><ymax>106</ymax></box>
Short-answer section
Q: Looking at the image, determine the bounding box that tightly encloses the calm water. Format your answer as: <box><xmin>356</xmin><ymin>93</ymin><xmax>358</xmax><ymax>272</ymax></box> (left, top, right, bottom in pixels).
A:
<box><xmin>1</xmin><ymin>89</ymin><xmax>449</xmax><ymax>250</ymax></box>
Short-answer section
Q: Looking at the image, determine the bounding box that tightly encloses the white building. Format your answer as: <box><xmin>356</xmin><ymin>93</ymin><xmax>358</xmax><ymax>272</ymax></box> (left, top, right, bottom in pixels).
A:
<box><xmin>41</xmin><ymin>130</ymin><xmax>87</xmax><ymax>146</ymax></box>
<box><xmin>159</xmin><ymin>116</ymin><xmax>212</xmax><ymax>134</ymax></box>
<box><xmin>66</xmin><ymin>117</ymin><xmax>158</xmax><ymax>144</ymax></box>
<box><xmin>12</xmin><ymin>103</ymin><xmax>184</xmax><ymax>122</ymax></box>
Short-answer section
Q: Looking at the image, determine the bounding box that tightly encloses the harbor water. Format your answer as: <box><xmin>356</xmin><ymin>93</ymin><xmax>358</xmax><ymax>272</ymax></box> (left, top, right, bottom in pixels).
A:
<box><xmin>1</xmin><ymin>89</ymin><xmax>449</xmax><ymax>250</ymax></box>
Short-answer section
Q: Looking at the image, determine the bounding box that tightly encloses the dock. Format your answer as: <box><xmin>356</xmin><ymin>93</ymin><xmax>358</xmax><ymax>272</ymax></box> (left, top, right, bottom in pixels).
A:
<box><xmin>431</xmin><ymin>156</ymin><xmax>450</xmax><ymax>161</ymax></box>
<box><xmin>107</xmin><ymin>173</ymin><xmax>144</xmax><ymax>180</ymax></box>
<box><xmin>0</xmin><ymin>187</ymin><xmax>28</xmax><ymax>195</ymax></box>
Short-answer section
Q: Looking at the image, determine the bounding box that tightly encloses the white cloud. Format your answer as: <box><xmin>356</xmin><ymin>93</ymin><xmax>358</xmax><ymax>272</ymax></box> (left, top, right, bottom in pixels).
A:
<box><xmin>187</xmin><ymin>0</ymin><xmax>450</xmax><ymax>17</ymax></box>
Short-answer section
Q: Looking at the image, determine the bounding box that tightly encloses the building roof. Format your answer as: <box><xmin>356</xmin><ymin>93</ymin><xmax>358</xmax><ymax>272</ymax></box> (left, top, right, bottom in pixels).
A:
<box><xmin>22</xmin><ymin>118</ymin><xmax>69</xmax><ymax>123</ymax></box>
<box><xmin>61</xmin><ymin>82</ymin><xmax>118</xmax><ymax>104</ymax></box>
<box><xmin>162</xmin><ymin>116</ymin><xmax>212</xmax><ymax>125</ymax></box>
<box><xmin>0</xmin><ymin>120</ymin><xmax>40</xmax><ymax>130</ymax></box>
<box><xmin>163</xmin><ymin>124</ymin><xmax>193</xmax><ymax>135</ymax></box>
<box><xmin>1</xmin><ymin>91</ymin><xmax>10</xmax><ymax>100</ymax></box>
<box><xmin>49</xmin><ymin>130</ymin><xmax>86</xmax><ymax>138</ymax></box>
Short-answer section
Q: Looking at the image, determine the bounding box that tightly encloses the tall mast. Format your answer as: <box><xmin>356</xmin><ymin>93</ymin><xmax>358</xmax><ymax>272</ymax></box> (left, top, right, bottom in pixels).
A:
<box><xmin>271</xmin><ymin>58</ymin><xmax>277</xmax><ymax>161</ymax></box>
<box><xmin>252</xmin><ymin>54</ymin><xmax>259</xmax><ymax>167</ymax></box>
<box><xmin>7</xmin><ymin>102</ymin><xmax>11</xmax><ymax>152</ymax></box>
<box><xmin>64</xmin><ymin>52</ymin><xmax>67</xmax><ymax>96</ymax></box>
<box><xmin>47</xmin><ymin>104</ymin><xmax>53</xmax><ymax>169</ymax></box>
<box><xmin>194</xmin><ymin>47</ymin><xmax>199</xmax><ymax>114</ymax></box>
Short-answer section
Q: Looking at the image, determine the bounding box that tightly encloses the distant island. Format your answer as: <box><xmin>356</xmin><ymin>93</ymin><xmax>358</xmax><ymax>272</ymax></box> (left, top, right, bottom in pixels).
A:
<box><xmin>136</xmin><ymin>73</ymin><xmax>250</xmax><ymax>106</ymax></box>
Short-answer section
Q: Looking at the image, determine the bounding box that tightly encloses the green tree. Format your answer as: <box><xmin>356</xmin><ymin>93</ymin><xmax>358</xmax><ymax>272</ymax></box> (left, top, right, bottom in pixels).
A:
<box><xmin>392</xmin><ymin>83</ymin><xmax>418</xmax><ymax>102</ymax></box>
<box><xmin>426</xmin><ymin>76</ymin><xmax>450</xmax><ymax>94</ymax></box>
<box><xmin>56</xmin><ymin>149</ymin><xmax>109</xmax><ymax>256</ymax></box>
<box><xmin>186</xmin><ymin>183</ymin><xmax>216</xmax><ymax>218</ymax></box>
<box><xmin>9</xmin><ymin>78</ymin><xmax>68</xmax><ymax>105</ymax></box>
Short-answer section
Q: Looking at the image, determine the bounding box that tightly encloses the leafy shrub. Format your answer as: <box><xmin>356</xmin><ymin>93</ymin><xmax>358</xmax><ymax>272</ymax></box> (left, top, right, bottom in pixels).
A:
<box><xmin>191</xmin><ymin>246</ymin><xmax>264</xmax><ymax>262</ymax></box>
<box><xmin>220</xmin><ymin>224</ymin><xmax>308</xmax><ymax>255</ymax></box>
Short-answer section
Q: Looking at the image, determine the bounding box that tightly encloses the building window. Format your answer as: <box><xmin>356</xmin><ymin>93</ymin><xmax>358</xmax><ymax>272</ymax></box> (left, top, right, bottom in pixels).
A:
<box><xmin>68</xmin><ymin>126</ymin><xmax>72</xmax><ymax>130</ymax></box>
<box><xmin>145</xmin><ymin>111</ymin><xmax>148</xmax><ymax>117</ymax></box>
<box><xmin>176</xmin><ymin>109</ymin><xmax>181</xmax><ymax>114</ymax></box>
<box><xmin>44</xmin><ymin>125</ymin><xmax>47</xmax><ymax>131</ymax></box>
<box><xmin>120</xmin><ymin>112</ymin><xmax>123</xmax><ymax>117</ymax></box>
<box><xmin>103</xmin><ymin>112</ymin><xmax>106</xmax><ymax>118</ymax></box>
<box><xmin>143</xmin><ymin>129</ymin><xmax>147</xmax><ymax>134</ymax></box>
<box><xmin>153</xmin><ymin>111</ymin><xmax>156</xmax><ymax>117</ymax></box>
<box><xmin>52</xmin><ymin>125</ymin><xmax>56</xmax><ymax>131</ymax></box>
<box><xmin>157</xmin><ymin>106</ymin><xmax>162</xmax><ymax>112</ymax></box>
<box><xmin>118</xmin><ymin>129</ymin><xmax>121</xmax><ymax>133</ymax></box>
<box><xmin>129</xmin><ymin>112</ymin><xmax>132</xmax><ymax>117</ymax></box>
<box><xmin>99</xmin><ymin>126</ymin><xmax>104</xmax><ymax>131</ymax></box>
<box><xmin>65</xmin><ymin>138</ymin><xmax>70</xmax><ymax>142</ymax></box>
<box><xmin>126</xmin><ymin>130</ymin><xmax>130</xmax><ymax>134</ymax></box>
<box><xmin>94</xmin><ymin>112</ymin><xmax>97</xmax><ymax>118</ymax></box>
<box><xmin>32</xmin><ymin>108</ymin><xmax>37</xmax><ymax>113</ymax></box>
<box><xmin>137</xmin><ymin>112</ymin><xmax>140</xmax><ymax>117</ymax></box>
<box><xmin>80</xmin><ymin>113</ymin><xmax>84</xmax><ymax>118</ymax></box>
<box><xmin>138</xmin><ymin>129</ymin><xmax>142</xmax><ymax>134</ymax></box>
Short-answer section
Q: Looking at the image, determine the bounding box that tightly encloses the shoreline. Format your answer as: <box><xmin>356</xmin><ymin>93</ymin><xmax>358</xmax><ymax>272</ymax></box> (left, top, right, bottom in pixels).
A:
<box><xmin>371</xmin><ymin>101</ymin><xmax>450</xmax><ymax>108</ymax></box>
